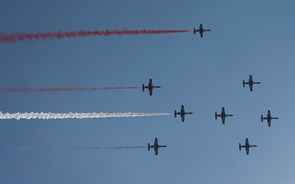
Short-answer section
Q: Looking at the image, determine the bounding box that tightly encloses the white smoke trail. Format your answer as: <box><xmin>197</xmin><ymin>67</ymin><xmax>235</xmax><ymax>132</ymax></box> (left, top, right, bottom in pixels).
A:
<box><xmin>0</xmin><ymin>112</ymin><xmax>171</xmax><ymax>120</ymax></box>
<box><xmin>2</xmin><ymin>146</ymin><xmax>146</xmax><ymax>151</ymax></box>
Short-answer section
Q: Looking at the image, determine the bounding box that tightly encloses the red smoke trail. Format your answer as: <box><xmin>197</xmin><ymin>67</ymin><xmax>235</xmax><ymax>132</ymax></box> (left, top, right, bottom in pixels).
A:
<box><xmin>0</xmin><ymin>87</ymin><xmax>139</xmax><ymax>92</ymax></box>
<box><xmin>0</xmin><ymin>29</ymin><xmax>191</xmax><ymax>43</ymax></box>
<box><xmin>72</xmin><ymin>146</ymin><xmax>146</xmax><ymax>150</ymax></box>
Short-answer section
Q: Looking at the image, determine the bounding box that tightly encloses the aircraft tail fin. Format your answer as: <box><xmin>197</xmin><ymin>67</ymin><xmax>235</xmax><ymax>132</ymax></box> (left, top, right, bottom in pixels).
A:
<box><xmin>193</xmin><ymin>28</ymin><xmax>196</xmax><ymax>34</ymax></box>
<box><xmin>148</xmin><ymin>143</ymin><xmax>151</xmax><ymax>151</ymax></box>
<box><xmin>142</xmin><ymin>84</ymin><xmax>145</xmax><ymax>91</ymax></box>
<box><xmin>243</xmin><ymin>80</ymin><xmax>245</xmax><ymax>87</ymax></box>
<box><xmin>174</xmin><ymin>110</ymin><xmax>177</xmax><ymax>118</ymax></box>
<box><xmin>261</xmin><ymin>115</ymin><xmax>264</xmax><ymax>123</ymax></box>
<box><xmin>239</xmin><ymin>143</ymin><xmax>242</xmax><ymax>151</ymax></box>
<box><xmin>215</xmin><ymin>112</ymin><xmax>217</xmax><ymax>120</ymax></box>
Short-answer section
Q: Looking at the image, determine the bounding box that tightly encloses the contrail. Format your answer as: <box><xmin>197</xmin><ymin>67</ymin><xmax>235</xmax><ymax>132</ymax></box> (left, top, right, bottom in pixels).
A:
<box><xmin>0</xmin><ymin>29</ymin><xmax>191</xmax><ymax>43</ymax></box>
<box><xmin>0</xmin><ymin>87</ymin><xmax>139</xmax><ymax>92</ymax></box>
<box><xmin>0</xmin><ymin>112</ymin><xmax>171</xmax><ymax>120</ymax></box>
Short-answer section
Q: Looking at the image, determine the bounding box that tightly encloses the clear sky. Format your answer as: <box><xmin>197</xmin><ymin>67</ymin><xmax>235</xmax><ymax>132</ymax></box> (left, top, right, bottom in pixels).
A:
<box><xmin>1</xmin><ymin>0</ymin><xmax>295</xmax><ymax>183</ymax></box>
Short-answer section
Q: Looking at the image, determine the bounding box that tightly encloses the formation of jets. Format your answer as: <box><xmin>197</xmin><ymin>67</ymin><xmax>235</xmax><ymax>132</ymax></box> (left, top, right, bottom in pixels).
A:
<box><xmin>142</xmin><ymin>73</ymin><xmax>279</xmax><ymax>156</ymax></box>
<box><xmin>140</xmin><ymin>25</ymin><xmax>278</xmax><ymax>157</ymax></box>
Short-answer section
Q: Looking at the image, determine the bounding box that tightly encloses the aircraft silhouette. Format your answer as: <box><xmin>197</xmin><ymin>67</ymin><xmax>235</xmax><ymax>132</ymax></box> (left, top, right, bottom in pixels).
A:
<box><xmin>239</xmin><ymin>138</ymin><xmax>257</xmax><ymax>155</ymax></box>
<box><xmin>174</xmin><ymin>105</ymin><xmax>193</xmax><ymax>122</ymax></box>
<box><xmin>193</xmin><ymin>24</ymin><xmax>211</xmax><ymax>38</ymax></box>
<box><xmin>261</xmin><ymin>110</ymin><xmax>279</xmax><ymax>127</ymax></box>
<box><xmin>243</xmin><ymin>75</ymin><xmax>261</xmax><ymax>92</ymax></box>
<box><xmin>142</xmin><ymin>79</ymin><xmax>161</xmax><ymax>96</ymax></box>
<box><xmin>215</xmin><ymin>107</ymin><xmax>233</xmax><ymax>124</ymax></box>
<box><xmin>148</xmin><ymin>138</ymin><xmax>167</xmax><ymax>156</ymax></box>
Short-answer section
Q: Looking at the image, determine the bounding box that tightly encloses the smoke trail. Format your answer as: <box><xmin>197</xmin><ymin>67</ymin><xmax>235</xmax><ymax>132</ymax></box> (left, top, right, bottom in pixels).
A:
<box><xmin>0</xmin><ymin>112</ymin><xmax>171</xmax><ymax>120</ymax></box>
<box><xmin>0</xmin><ymin>87</ymin><xmax>139</xmax><ymax>92</ymax></box>
<box><xmin>0</xmin><ymin>29</ymin><xmax>191</xmax><ymax>43</ymax></box>
<box><xmin>2</xmin><ymin>146</ymin><xmax>146</xmax><ymax>151</ymax></box>
<box><xmin>72</xmin><ymin>146</ymin><xmax>146</xmax><ymax>150</ymax></box>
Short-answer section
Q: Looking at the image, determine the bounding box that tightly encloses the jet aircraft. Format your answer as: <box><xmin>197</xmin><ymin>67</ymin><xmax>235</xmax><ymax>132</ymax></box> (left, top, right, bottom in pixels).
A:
<box><xmin>215</xmin><ymin>107</ymin><xmax>233</xmax><ymax>124</ymax></box>
<box><xmin>243</xmin><ymin>75</ymin><xmax>261</xmax><ymax>92</ymax></box>
<box><xmin>174</xmin><ymin>105</ymin><xmax>193</xmax><ymax>122</ymax></box>
<box><xmin>142</xmin><ymin>79</ymin><xmax>161</xmax><ymax>96</ymax></box>
<box><xmin>261</xmin><ymin>110</ymin><xmax>279</xmax><ymax>127</ymax></box>
<box><xmin>148</xmin><ymin>138</ymin><xmax>167</xmax><ymax>156</ymax></box>
<box><xmin>239</xmin><ymin>138</ymin><xmax>257</xmax><ymax>155</ymax></box>
<box><xmin>193</xmin><ymin>24</ymin><xmax>211</xmax><ymax>38</ymax></box>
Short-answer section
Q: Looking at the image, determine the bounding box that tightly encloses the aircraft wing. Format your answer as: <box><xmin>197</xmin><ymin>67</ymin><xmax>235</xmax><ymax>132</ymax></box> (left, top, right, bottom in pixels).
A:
<box><xmin>148</xmin><ymin>79</ymin><xmax>153</xmax><ymax>86</ymax></box>
<box><xmin>268</xmin><ymin>120</ymin><xmax>271</xmax><ymax>127</ymax></box>
<box><xmin>181</xmin><ymin>105</ymin><xmax>185</xmax><ymax>112</ymax></box>
<box><xmin>154</xmin><ymin>138</ymin><xmax>158</xmax><ymax>145</ymax></box>
<box><xmin>245</xmin><ymin>138</ymin><xmax>249</xmax><ymax>145</ymax></box>
<box><xmin>149</xmin><ymin>88</ymin><xmax>153</xmax><ymax>96</ymax></box>
<box><xmin>181</xmin><ymin>114</ymin><xmax>185</xmax><ymax>122</ymax></box>
<box><xmin>246</xmin><ymin>147</ymin><xmax>250</xmax><ymax>155</ymax></box>
<box><xmin>249</xmin><ymin>84</ymin><xmax>253</xmax><ymax>92</ymax></box>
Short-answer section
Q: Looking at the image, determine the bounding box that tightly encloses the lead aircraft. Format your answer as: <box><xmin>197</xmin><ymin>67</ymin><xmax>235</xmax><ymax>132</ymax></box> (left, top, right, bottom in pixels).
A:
<box><xmin>243</xmin><ymin>75</ymin><xmax>261</xmax><ymax>92</ymax></box>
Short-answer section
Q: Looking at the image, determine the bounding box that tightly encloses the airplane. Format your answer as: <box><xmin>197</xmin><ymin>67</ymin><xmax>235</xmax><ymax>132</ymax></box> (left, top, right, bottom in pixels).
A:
<box><xmin>261</xmin><ymin>110</ymin><xmax>279</xmax><ymax>127</ymax></box>
<box><xmin>215</xmin><ymin>107</ymin><xmax>233</xmax><ymax>124</ymax></box>
<box><xmin>193</xmin><ymin>24</ymin><xmax>211</xmax><ymax>38</ymax></box>
<box><xmin>174</xmin><ymin>105</ymin><xmax>193</xmax><ymax>122</ymax></box>
<box><xmin>239</xmin><ymin>138</ymin><xmax>257</xmax><ymax>155</ymax></box>
<box><xmin>148</xmin><ymin>138</ymin><xmax>167</xmax><ymax>156</ymax></box>
<box><xmin>142</xmin><ymin>79</ymin><xmax>161</xmax><ymax>96</ymax></box>
<box><xmin>243</xmin><ymin>75</ymin><xmax>261</xmax><ymax>92</ymax></box>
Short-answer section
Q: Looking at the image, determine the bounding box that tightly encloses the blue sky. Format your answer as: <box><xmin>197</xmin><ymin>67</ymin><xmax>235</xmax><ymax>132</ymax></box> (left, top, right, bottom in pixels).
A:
<box><xmin>1</xmin><ymin>0</ymin><xmax>295</xmax><ymax>183</ymax></box>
